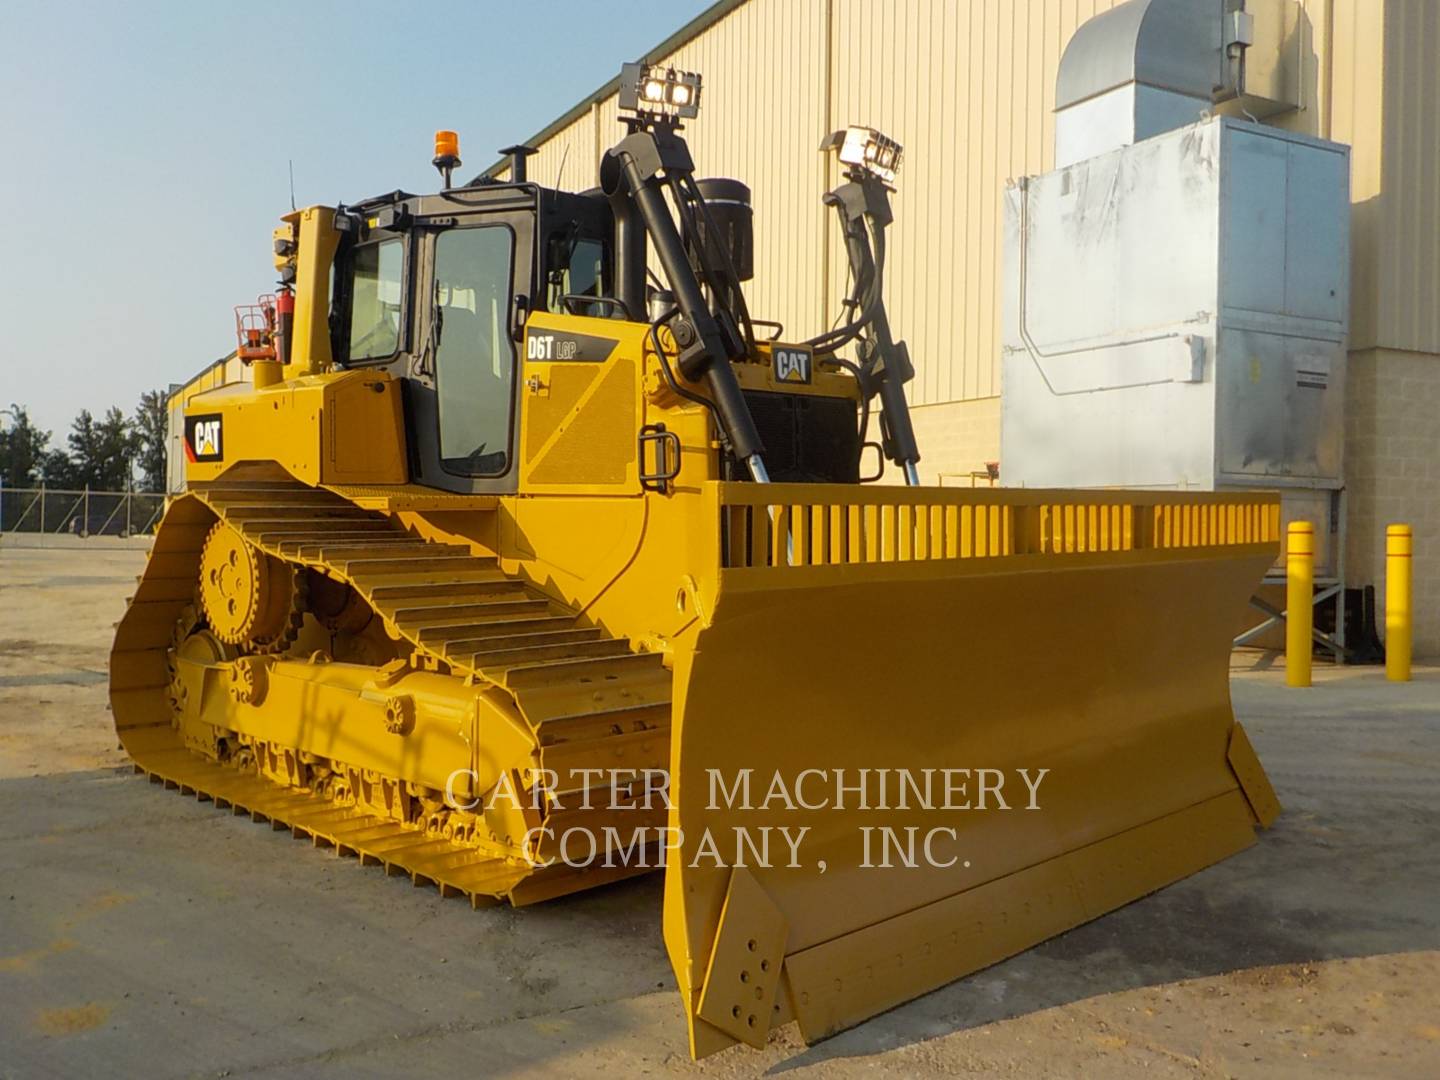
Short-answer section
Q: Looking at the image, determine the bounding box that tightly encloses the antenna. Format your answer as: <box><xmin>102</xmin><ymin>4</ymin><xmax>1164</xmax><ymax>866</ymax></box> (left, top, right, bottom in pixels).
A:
<box><xmin>555</xmin><ymin>144</ymin><xmax>571</xmax><ymax>190</ymax></box>
<box><xmin>288</xmin><ymin>159</ymin><xmax>297</xmax><ymax>211</ymax></box>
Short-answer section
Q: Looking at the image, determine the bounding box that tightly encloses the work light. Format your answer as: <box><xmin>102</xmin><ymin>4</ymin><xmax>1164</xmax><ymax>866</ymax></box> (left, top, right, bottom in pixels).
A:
<box><xmin>619</xmin><ymin>62</ymin><xmax>702</xmax><ymax>119</ymax></box>
<box><xmin>824</xmin><ymin>125</ymin><xmax>904</xmax><ymax>183</ymax></box>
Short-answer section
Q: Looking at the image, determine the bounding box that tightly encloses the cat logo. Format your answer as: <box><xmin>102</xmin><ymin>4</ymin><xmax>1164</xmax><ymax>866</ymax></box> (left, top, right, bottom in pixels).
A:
<box><xmin>773</xmin><ymin>345</ymin><xmax>813</xmax><ymax>385</ymax></box>
<box><xmin>184</xmin><ymin>414</ymin><xmax>224</xmax><ymax>463</ymax></box>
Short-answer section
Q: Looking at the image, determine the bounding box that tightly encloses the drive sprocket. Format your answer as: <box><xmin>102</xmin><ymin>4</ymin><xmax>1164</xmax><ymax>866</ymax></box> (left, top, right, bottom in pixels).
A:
<box><xmin>197</xmin><ymin>521</ymin><xmax>304</xmax><ymax>653</ymax></box>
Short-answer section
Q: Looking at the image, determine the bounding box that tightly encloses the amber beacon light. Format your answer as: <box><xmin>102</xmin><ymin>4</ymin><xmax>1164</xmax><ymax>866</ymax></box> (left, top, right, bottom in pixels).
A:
<box><xmin>433</xmin><ymin>129</ymin><xmax>461</xmax><ymax>187</ymax></box>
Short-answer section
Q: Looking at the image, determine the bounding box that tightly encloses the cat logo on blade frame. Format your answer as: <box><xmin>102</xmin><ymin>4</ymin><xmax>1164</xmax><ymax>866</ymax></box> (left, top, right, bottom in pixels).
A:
<box><xmin>184</xmin><ymin>414</ymin><xmax>224</xmax><ymax>463</ymax></box>
<box><xmin>773</xmin><ymin>345</ymin><xmax>813</xmax><ymax>385</ymax></box>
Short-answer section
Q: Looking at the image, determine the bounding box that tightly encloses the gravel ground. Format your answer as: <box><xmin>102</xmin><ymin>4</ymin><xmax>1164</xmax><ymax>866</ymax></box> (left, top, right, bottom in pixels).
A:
<box><xmin>1</xmin><ymin>543</ymin><xmax>1437</xmax><ymax>1078</ymax></box>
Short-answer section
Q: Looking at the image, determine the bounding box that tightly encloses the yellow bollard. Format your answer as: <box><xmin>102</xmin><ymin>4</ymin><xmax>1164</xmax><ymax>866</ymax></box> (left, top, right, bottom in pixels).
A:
<box><xmin>1386</xmin><ymin>524</ymin><xmax>1413</xmax><ymax>682</ymax></box>
<box><xmin>1286</xmin><ymin>521</ymin><xmax>1314</xmax><ymax>688</ymax></box>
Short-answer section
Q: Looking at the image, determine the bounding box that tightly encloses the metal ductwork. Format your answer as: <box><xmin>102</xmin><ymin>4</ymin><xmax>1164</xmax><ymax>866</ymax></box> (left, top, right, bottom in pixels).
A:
<box><xmin>1055</xmin><ymin>0</ymin><xmax>1303</xmax><ymax>168</ymax></box>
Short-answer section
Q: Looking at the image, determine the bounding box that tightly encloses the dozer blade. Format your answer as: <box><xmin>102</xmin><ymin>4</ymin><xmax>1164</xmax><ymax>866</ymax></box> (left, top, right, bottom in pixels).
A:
<box><xmin>664</xmin><ymin>483</ymin><xmax>1282</xmax><ymax>1057</ymax></box>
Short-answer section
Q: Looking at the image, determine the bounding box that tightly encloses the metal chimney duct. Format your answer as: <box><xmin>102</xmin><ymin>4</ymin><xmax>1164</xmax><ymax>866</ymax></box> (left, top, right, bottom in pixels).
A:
<box><xmin>1054</xmin><ymin>0</ymin><xmax>1223</xmax><ymax>167</ymax></box>
<box><xmin>1055</xmin><ymin>0</ymin><xmax>1305</xmax><ymax>168</ymax></box>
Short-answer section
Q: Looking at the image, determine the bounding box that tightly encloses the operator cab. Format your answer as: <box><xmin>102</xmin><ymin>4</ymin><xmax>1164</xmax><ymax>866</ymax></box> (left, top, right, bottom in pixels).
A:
<box><xmin>314</xmin><ymin>64</ymin><xmax>918</xmax><ymax>496</ymax></box>
<box><xmin>329</xmin><ymin>179</ymin><xmax>614</xmax><ymax>494</ymax></box>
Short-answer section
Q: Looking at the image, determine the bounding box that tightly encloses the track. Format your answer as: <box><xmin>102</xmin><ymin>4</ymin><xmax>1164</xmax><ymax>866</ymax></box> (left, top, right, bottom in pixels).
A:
<box><xmin>109</xmin><ymin>479</ymin><xmax>672</xmax><ymax>907</ymax></box>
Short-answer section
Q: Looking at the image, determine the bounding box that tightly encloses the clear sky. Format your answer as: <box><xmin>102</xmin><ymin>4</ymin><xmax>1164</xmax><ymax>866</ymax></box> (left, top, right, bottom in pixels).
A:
<box><xmin>0</xmin><ymin>0</ymin><xmax>712</xmax><ymax>440</ymax></box>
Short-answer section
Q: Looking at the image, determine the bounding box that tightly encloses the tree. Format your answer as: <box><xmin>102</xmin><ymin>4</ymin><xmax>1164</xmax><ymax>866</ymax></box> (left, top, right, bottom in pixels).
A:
<box><xmin>0</xmin><ymin>405</ymin><xmax>52</xmax><ymax>487</ymax></box>
<box><xmin>97</xmin><ymin>406</ymin><xmax>141</xmax><ymax>490</ymax></box>
<box><xmin>63</xmin><ymin>409</ymin><xmax>101</xmax><ymax>488</ymax></box>
<box><xmin>60</xmin><ymin>407</ymin><xmax>138</xmax><ymax>490</ymax></box>
<box><xmin>40</xmin><ymin>447</ymin><xmax>81</xmax><ymax>489</ymax></box>
<box><xmin>132</xmin><ymin>389</ymin><xmax>169</xmax><ymax>493</ymax></box>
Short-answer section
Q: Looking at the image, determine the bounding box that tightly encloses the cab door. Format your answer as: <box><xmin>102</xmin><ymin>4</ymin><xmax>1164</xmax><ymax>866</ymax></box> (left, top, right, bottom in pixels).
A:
<box><xmin>407</xmin><ymin>210</ymin><xmax>534</xmax><ymax>494</ymax></box>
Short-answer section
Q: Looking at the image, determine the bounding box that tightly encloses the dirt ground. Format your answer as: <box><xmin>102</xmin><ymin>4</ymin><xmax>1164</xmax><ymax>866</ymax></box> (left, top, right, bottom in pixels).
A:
<box><xmin>1</xmin><ymin>542</ymin><xmax>1437</xmax><ymax>1078</ymax></box>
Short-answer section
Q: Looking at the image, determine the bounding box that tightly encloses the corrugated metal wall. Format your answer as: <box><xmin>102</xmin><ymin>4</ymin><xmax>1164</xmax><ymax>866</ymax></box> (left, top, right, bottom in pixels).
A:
<box><xmin>507</xmin><ymin>0</ymin><xmax>1424</xmax><ymax>421</ymax></box>
<box><xmin>524</xmin><ymin>109</ymin><xmax>596</xmax><ymax>203</ymax></box>
<box><xmin>504</xmin><ymin>0</ymin><xmax>831</xmax><ymax>340</ymax></box>
<box><xmin>654</xmin><ymin>0</ymin><xmax>832</xmax><ymax>338</ymax></box>
<box><xmin>1313</xmin><ymin>0</ymin><xmax>1386</xmax><ymax>351</ymax></box>
<box><xmin>1259</xmin><ymin>0</ymin><xmax>1437</xmax><ymax>359</ymax></box>
<box><xmin>825</xmin><ymin>0</ymin><xmax>1141</xmax><ymax>405</ymax></box>
<box><xmin>1378</xmin><ymin>0</ymin><xmax>1440</xmax><ymax>355</ymax></box>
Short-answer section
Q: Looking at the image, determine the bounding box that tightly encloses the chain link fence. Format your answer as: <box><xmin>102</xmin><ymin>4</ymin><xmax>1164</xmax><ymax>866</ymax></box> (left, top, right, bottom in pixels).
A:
<box><xmin>0</xmin><ymin>486</ymin><xmax>165</xmax><ymax>539</ymax></box>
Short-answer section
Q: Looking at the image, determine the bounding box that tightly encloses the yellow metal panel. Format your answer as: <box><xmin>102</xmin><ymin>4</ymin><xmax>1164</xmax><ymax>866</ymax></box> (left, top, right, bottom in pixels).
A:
<box><xmin>322</xmin><ymin>372</ymin><xmax>408</xmax><ymax>484</ymax></box>
<box><xmin>783</xmin><ymin>791</ymin><xmax>1257</xmax><ymax>1041</ymax></box>
<box><xmin>664</xmin><ymin>482</ymin><xmax>1279</xmax><ymax>1057</ymax></box>
<box><xmin>167</xmin><ymin>353</ymin><xmax>247</xmax><ymax>412</ymax></box>
<box><xmin>322</xmin><ymin>485</ymin><xmax>498</xmax><ymax>513</ymax></box>
<box><xmin>1228</xmin><ymin>721</ymin><xmax>1282</xmax><ymax>827</ymax></box>
<box><xmin>695</xmin><ymin>867</ymin><xmax>788</xmax><ymax>1049</ymax></box>
<box><xmin>207</xmin><ymin>660</ymin><xmax>483</xmax><ymax>791</ymax></box>
<box><xmin>285</xmin><ymin>206</ymin><xmax>341</xmax><ymax>375</ymax></box>
<box><xmin>183</xmin><ymin>370</ymin><xmax>406</xmax><ymax>486</ymax></box>
<box><xmin>518</xmin><ymin>312</ymin><xmax>650</xmax><ymax>494</ymax></box>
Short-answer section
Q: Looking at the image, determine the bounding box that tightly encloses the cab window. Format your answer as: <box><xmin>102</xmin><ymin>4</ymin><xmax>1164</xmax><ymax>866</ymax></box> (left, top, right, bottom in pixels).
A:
<box><xmin>433</xmin><ymin>225</ymin><xmax>516</xmax><ymax>476</ymax></box>
<box><xmin>347</xmin><ymin>239</ymin><xmax>404</xmax><ymax>361</ymax></box>
<box><xmin>545</xmin><ymin>234</ymin><xmax>608</xmax><ymax>315</ymax></box>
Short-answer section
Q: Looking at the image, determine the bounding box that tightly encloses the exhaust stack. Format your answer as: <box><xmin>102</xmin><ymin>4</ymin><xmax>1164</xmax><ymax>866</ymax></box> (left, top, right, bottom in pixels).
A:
<box><xmin>500</xmin><ymin>144</ymin><xmax>536</xmax><ymax>183</ymax></box>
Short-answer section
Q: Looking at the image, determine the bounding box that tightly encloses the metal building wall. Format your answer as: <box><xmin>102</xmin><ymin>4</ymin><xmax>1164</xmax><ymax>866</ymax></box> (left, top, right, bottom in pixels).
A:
<box><xmin>499</xmin><ymin>0</ymin><xmax>1138</xmax><ymax>424</ymax></box>
<box><xmin>1376</xmin><ymin>0</ymin><xmax>1440</xmax><ymax>355</ymax></box>
<box><xmin>523</xmin><ymin>110</ymin><xmax>596</xmax><ymax>200</ymax></box>
<box><xmin>1315</xmin><ymin>0</ymin><xmax>1387</xmax><ymax>352</ymax></box>
<box><xmin>502</xmin><ymin>0</ymin><xmax>832</xmax><ymax>342</ymax></box>
<box><xmin>499</xmin><ymin>0</ymin><xmax>1419</xmax><ymax>478</ymax></box>
<box><xmin>1333</xmin><ymin>0</ymin><xmax>1440</xmax><ymax>655</ymax></box>
<box><xmin>824</xmin><ymin>0</ymin><xmax>1141</xmax><ymax>409</ymax></box>
<box><xmin>645</xmin><ymin>0</ymin><xmax>832</xmax><ymax>338</ymax></box>
<box><xmin>484</xmin><ymin>0</ymin><xmax>1440</xmax><ymax>650</ymax></box>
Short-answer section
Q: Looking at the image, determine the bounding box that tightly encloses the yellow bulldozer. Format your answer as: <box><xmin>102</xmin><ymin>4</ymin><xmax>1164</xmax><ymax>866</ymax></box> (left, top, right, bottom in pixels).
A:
<box><xmin>111</xmin><ymin>63</ymin><xmax>1280</xmax><ymax>1058</ymax></box>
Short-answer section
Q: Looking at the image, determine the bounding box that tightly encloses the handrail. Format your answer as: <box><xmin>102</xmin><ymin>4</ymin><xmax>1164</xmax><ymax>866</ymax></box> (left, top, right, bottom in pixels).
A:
<box><xmin>713</xmin><ymin>482</ymin><xmax>1280</xmax><ymax>571</ymax></box>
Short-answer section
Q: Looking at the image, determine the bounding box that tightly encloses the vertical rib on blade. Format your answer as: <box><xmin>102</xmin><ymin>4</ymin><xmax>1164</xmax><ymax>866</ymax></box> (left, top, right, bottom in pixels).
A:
<box><xmin>664</xmin><ymin>483</ymin><xmax>1281</xmax><ymax>1057</ymax></box>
